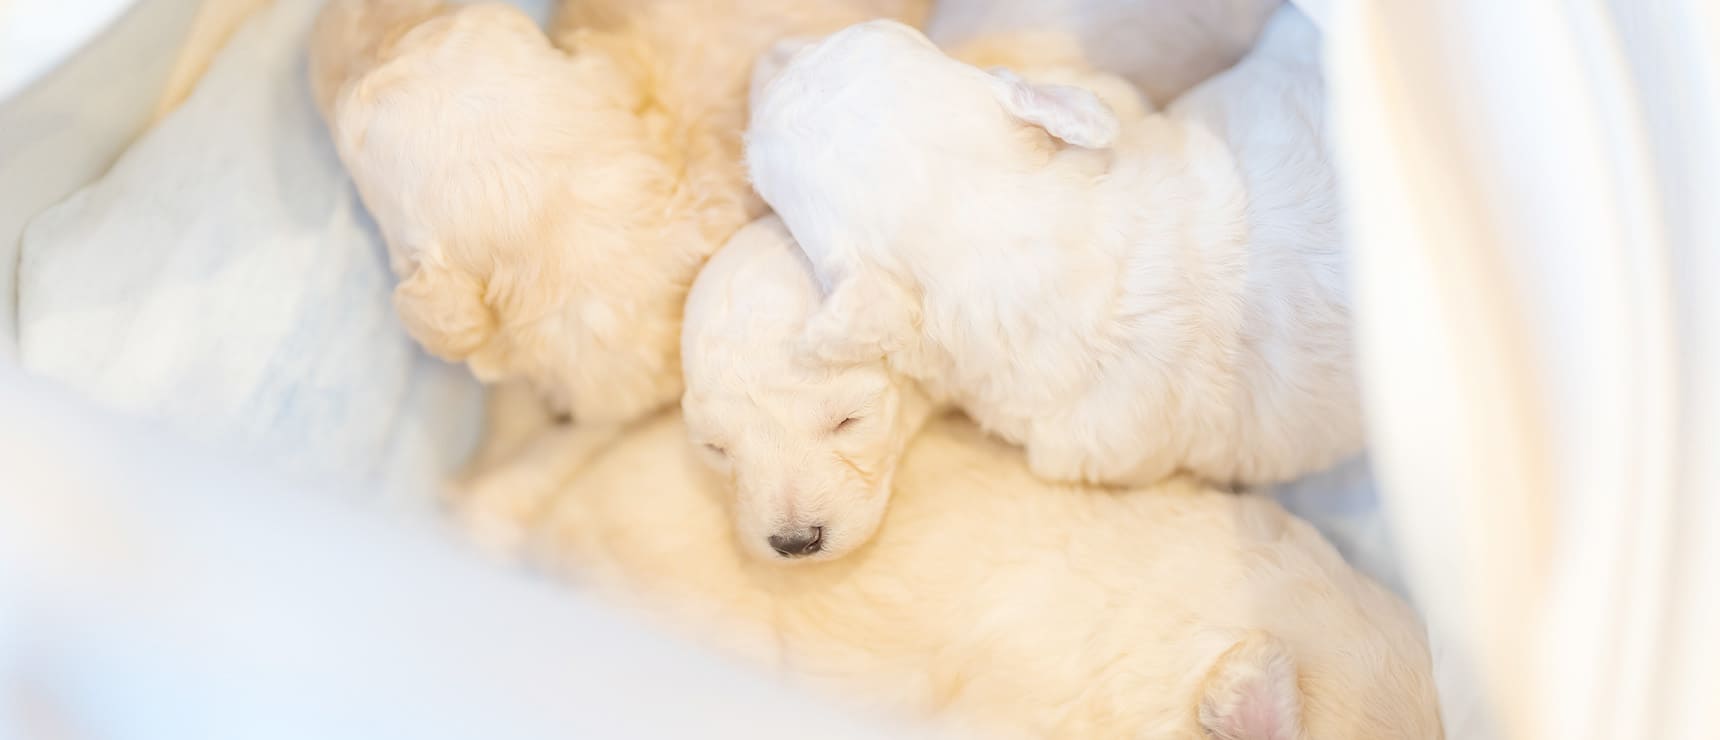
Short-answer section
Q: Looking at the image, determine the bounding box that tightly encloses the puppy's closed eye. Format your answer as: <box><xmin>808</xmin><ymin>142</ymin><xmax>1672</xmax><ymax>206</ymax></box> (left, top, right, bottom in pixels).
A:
<box><xmin>703</xmin><ymin>442</ymin><xmax>730</xmax><ymax>457</ymax></box>
<box><xmin>833</xmin><ymin>416</ymin><xmax>861</xmax><ymax>433</ymax></box>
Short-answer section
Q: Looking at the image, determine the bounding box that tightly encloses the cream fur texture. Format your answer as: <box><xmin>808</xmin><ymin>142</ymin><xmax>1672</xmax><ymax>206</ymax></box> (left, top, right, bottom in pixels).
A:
<box><xmin>459</xmin><ymin>409</ymin><xmax>1443</xmax><ymax>738</ymax></box>
<box><xmin>681</xmin><ymin>216</ymin><xmax>936</xmax><ymax>561</ymax></box>
<box><xmin>306</xmin><ymin>0</ymin><xmax>926</xmax><ymax>421</ymax></box>
<box><xmin>748</xmin><ymin>7</ymin><xmax>1360</xmax><ymax>488</ymax></box>
<box><xmin>699</xmin><ymin>32</ymin><xmax>1172</xmax><ymax>563</ymax></box>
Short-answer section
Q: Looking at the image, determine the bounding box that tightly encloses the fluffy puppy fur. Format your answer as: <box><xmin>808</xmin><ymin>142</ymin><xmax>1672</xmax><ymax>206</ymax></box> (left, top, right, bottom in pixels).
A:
<box><xmin>748</xmin><ymin>7</ymin><xmax>1359</xmax><ymax>488</ymax></box>
<box><xmin>307</xmin><ymin>0</ymin><xmax>927</xmax><ymax>420</ymax></box>
<box><xmin>698</xmin><ymin>49</ymin><xmax>1158</xmax><ymax>563</ymax></box>
<box><xmin>460</xmin><ymin>408</ymin><xmax>1443</xmax><ymax>738</ymax></box>
<box><xmin>681</xmin><ymin>216</ymin><xmax>935</xmax><ymax>561</ymax></box>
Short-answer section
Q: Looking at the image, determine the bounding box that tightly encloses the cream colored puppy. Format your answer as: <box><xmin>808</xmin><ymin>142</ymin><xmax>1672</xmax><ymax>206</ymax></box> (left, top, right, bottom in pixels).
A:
<box><xmin>307</xmin><ymin>0</ymin><xmax>927</xmax><ymax>421</ymax></box>
<box><xmin>749</xmin><ymin>7</ymin><xmax>1358</xmax><ymax>488</ymax></box>
<box><xmin>468</xmin><ymin>407</ymin><xmax>1442</xmax><ymax>737</ymax></box>
<box><xmin>681</xmin><ymin>216</ymin><xmax>936</xmax><ymax>561</ymax></box>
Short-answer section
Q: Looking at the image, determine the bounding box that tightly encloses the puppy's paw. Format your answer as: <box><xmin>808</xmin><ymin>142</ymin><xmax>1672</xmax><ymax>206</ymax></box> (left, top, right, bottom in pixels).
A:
<box><xmin>445</xmin><ymin>468</ymin><xmax>555</xmax><ymax>560</ymax></box>
<box><xmin>444</xmin><ymin>421</ymin><xmax>623</xmax><ymax>560</ymax></box>
<box><xmin>1025</xmin><ymin>439</ymin><xmax>1093</xmax><ymax>486</ymax></box>
<box><xmin>1026</xmin><ymin>434</ymin><xmax>1176</xmax><ymax>488</ymax></box>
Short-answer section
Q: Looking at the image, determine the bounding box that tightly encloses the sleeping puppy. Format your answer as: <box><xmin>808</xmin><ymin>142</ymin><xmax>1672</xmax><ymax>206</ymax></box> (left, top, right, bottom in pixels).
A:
<box><xmin>747</xmin><ymin>7</ymin><xmax>1359</xmax><ymax>489</ymax></box>
<box><xmin>461</xmin><ymin>391</ymin><xmax>1443</xmax><ymax>737</ymax></box>
<box><xmin>306</xmin><ymin>0</ymin><xmax>928</xmax><ymax>422</ymax></box>
<box><xmin>680</xmin><ymin>216</ymin><xmax>936</xmax><ymax>562</ymax></box>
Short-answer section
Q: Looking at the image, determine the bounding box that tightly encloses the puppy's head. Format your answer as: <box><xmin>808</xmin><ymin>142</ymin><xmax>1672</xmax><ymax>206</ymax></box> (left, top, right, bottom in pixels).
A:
<box><xmin>746</xmin><ymin>20</ymin><xmax>1121</xmax><ymax>262</ymax></box>
<box><xmin>680</xmin><ymin>216</ymin><xmax>932</xmax><ymax>563</ymax></box>
<box><xmin>325</xmin><ymin>4</ymin><xmax>717</xmax><ymax>421</ymax></box>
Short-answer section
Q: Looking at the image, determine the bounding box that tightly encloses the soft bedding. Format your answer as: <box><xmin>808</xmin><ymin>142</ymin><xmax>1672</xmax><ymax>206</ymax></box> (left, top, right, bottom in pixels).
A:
<box><xmin>12</xmin><ymin>0</ymin><xmax>555</xmax><ymax>502</ymax></box>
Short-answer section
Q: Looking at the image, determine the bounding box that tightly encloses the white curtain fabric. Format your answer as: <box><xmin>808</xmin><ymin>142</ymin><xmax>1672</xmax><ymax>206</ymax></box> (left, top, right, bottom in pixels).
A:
<box><xmin>1326</xmin><ymin>2</ymin><xmax>1720</xmax><ymax>739</ymax></box>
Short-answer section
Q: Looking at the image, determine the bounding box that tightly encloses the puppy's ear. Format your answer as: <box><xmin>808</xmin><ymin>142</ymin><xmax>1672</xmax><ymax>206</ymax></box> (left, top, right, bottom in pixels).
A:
<box><xmin>1198</xmin><ymin>634</ymin><xmax>1306</xmax><ymax>740</ymax></box>
<box><xmin>798</xmin><ymin>269</ymin><xmax>917</xmax><ymax>367</ymax></box>
<box><xmin>750</xmin><ymin>36</ymin><xmax>817</xmax><ymax>107</ymax></box>
<box><xmin>986</xmin><ymin>68</ymin><xmax>1120</xmax><ymax>149</ymax></box>
<box><xmin>393</xmin><ymin>258</ymin><xmax>495</xmax><ymax>361</ymax></box>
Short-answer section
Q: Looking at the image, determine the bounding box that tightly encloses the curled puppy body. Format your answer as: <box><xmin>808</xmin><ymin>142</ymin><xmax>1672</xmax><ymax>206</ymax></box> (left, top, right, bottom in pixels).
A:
<box><xmin>307</xmin><ymin>0</ymin><xmax>927</xmax><ymax>422</ymax></box>
<box><xmin>465</xmin><ymin>404</ymin><xmax>1442</xmax><ymax>737</ymax></box>
<box><xmin>748</xmin><ymin>7</ymin><xmax>1358</xmax><ymax>489</ymax></box>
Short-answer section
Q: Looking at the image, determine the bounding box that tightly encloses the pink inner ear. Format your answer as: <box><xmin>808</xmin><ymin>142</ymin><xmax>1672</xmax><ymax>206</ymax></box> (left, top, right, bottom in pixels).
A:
<box><xmin>991</xmin><ymin>74</ymin><xmax>1118</xmax><ymax>149</ymax></box>
<box><xmin>1199</xmin><ymin>636</ymin><xmax>1303</xmax><ymax>740</ymax></box>
<box><xmin>1205</xmin><ymin>680</ymin><xmax>1297</xmax><ymax>740</ymax></box>
<box><xmin>1033</xmin><ymin>84</ymin><xmax>1089</xmax><ymax>112</ymax></box>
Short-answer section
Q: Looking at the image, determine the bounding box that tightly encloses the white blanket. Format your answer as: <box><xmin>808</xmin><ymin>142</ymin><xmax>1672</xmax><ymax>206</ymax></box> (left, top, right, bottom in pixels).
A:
<box><xmin>14</xmin><ymin>0</ymin><xmax>502</xmax><ymax>503</ymax></box>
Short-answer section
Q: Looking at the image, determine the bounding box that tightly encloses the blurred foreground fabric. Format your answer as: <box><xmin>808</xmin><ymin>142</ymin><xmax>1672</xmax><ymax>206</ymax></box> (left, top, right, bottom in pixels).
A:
<box><xmin>0</xmin><ymin>366</ymin><xmax>913</xmax><ymax>740</ymax></box>
<box><xmin>1328</xmin><ymin>1</ymin><xmax>1720</xmax><ymax>738</ymax></box>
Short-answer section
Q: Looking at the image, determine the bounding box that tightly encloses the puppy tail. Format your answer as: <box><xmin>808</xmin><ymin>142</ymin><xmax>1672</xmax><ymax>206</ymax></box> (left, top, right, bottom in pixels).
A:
<box><xmin>1197</xmin><ymin>633</ymin><xmax>1308</xmax><ymax>740</ymax></box>
<box><xmin>306</xmin><ymin>0</ymin><xmax>444</xmax><ymax>121</ymax></box>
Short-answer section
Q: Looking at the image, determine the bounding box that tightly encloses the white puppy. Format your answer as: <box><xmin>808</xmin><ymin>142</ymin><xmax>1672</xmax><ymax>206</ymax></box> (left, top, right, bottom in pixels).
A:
<box><xmin>471</xmin><ymin>408</ymin><xmax>1442</xmax><ymax>737</ymax></box>
<box><xmin>681</xmin><ymin>216</ymin><xmax>936</xmax><ymax>561</ymax></box>
<box><xmin>748</xmin><ymin>7</ymin><xmax>1358</xmax><ymax>488</ymax></box>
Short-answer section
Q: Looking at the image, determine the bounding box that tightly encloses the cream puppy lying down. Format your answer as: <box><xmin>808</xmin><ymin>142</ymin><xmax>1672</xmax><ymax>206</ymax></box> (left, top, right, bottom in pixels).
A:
<box><xmin>466</xmin><ymin>399</ymin><xmax>1441</xmax><ymax>734</ymax></box>
<box><xmin>681</xmin><ymin>216</ymin><xmax>936</xmax><ymax>561</ymax></box>
<box><xmin>307</xmin><ymin>0</ymin><xmax>926</xmax><ymax>420</ymax></box>
<box><xmin>747</xmin><ymin>7</ymin><xmax>1358</xmax><ymax>489</ymax></box>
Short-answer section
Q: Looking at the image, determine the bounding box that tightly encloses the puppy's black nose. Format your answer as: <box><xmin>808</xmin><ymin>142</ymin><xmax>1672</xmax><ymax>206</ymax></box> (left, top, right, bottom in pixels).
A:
<box><xmin>768</xmin><ymin>526</ymin><xmax>824</xmax><ymax>557</ymax></box>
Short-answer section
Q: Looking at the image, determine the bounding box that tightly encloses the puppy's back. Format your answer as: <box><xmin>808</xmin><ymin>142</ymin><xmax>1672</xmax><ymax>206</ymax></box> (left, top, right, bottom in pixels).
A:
<box><xmin>524</xmin><ymin>413</ymin><xmax>1440</xmax><ymax>736</ymax></box>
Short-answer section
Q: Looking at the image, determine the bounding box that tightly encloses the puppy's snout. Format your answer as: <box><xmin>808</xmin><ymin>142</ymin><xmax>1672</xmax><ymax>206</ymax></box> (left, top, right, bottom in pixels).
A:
<box><xmin>768</xmin><ymin>526</ymin><xmax>824</xmax><ymax>557</ymax></box>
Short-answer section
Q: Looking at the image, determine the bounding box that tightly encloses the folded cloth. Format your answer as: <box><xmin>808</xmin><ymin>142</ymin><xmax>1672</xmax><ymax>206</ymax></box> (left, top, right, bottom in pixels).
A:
<box><xmin>11</xmin><ymin>0</ymin><xmax>541</xmax><ymax>503</ymax></box>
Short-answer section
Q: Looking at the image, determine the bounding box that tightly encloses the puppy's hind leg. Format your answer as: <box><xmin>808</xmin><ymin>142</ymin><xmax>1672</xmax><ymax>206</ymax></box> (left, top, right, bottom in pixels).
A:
<box><xmin>455</xmin><ymin>380</ymin><xmax>560</xmax><ymax>481</ymax></box>
<box><xmin>1024</xmin><ymin>411</ymin><xmax>1180</xmax><ymax>488</ymax></box>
